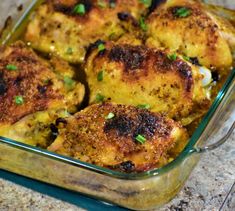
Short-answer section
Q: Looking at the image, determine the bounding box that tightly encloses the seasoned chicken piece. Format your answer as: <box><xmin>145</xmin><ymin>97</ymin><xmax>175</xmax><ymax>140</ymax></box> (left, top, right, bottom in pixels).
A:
<box><xmin>48</xmin><ymin>103</ymin><xmax>189</xmax><ymax>172</ymax></box>
<box><xmin>84</xmin><ymin>42</ymin><xmax>211</xmax><ymax>124</ymax></box>
<box><xmin>205</xmin><ymin>4</ymin><xmax>235</xmax><ymax>59</ymax></box>
<box><xmin>146</xmin><ymin>0</ymin><xmax>235</xmax><ymax>73</ymax></box>
<box><xmin>24</xmin><ymin>0</ymin><xmax>147</xmax><ymax>64</ymax></box>
<box><xmin>0</xmin><ymin>41</ymin><xmax>85</xmax><ymax>146</ymax></box>
<box><xmin>3</xmin><ymin>109</ymin><xmax>72</xmax><ymax>148</ymax></box>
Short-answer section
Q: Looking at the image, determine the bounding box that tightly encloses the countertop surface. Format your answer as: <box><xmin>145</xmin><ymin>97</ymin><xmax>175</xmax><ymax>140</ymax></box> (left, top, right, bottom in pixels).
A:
<box><xmin>0</xmin><ymin>132</ymin><xmax>234</xmax><ymax>211</ymax></box>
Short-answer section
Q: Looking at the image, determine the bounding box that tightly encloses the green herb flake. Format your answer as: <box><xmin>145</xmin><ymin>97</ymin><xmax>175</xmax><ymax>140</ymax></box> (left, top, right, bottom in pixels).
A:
<box><xmin>97</xmin><ymin>70</ymin><xmax>104</xmax><ymax>81</ymax></box>
<box><xmin>66</xmin><ymin>47</ymin><xmax>73</xmax><ymax>55</ymax></box>
<box><xmin>110</xmin><ymin>2</ymin><xmax>116</xmax><ymax>8</ymax></box>
<box><xmin>167</xmin><ymin>53</ymin><xmax>177</xmax><ymax>61</ymax></box>
<box><xmin>43</xmin><ymin>79</ymin><xmax>50</xmax><ymax>85</ymax></box>
<box><xmin>98</xmin><ymin>43</ymin><xmax>105</xmax><ymax>52</ymax></box>
<box><xmin>98</xmin><ymin>0</ymin><xmax>107</xmax><ymax>8</ymax></box>
<box><xmin>6</xmin><ymin>64</ymin><xmax>18</xmax><ymax>71</ymax></box>
<box><xmin>135</xmin><ymin>134</ymin><xmax>146</xmax><ymax>144</ymax></box>
<box><xmin>96</xmin><ymin>93</ymin><xmax>105</xmax><ymax>102</ymax></box>
<box><xmin>14</xmin><ymin>95</ymin><xmax>24</xmax><ymax>105</ymax></box>
<box><xmin>139</xmin><ymin>17</ymin><xmax>148</xmax><ymax>32</ymax></box>
<box><xmin>175</xmin><ymin>7</ymin><xmax>191</xmax><ymax>18</ymax></box>
<box><xmin>64</xmin><ymin>76</ymin><xmax>75</xmax><ymax>90</ymax></box>
<box><xmin>139</xmin><ymin>0</ymin><xmax>151</xmax><ymax>7</ymax></box>
<box><xmin>105</xmin><ymin>112</ymin><xmax>115</xmax><ymax>119</ymax></box>
<box><xmin>137</xmin><ymin>104</ymin><xmax>151</xmax><ymax>109</ymax></box>
<box><xmin>73</xmin><ymin>4</ymin><xmax>86</xmax><ymax>15</ymax></box>
<box><xmin>183</xmin><ymin>55</ymin><xmax>190</xmax><ymax>62</ymax></box>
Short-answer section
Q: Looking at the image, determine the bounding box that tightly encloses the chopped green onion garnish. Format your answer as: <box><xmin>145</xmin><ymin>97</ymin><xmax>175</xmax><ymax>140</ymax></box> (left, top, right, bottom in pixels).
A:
<box><xmin>43</xmin><ymin>79</ymin><xmax>50</xmax><ymax>85</ymax></box>
<box><xmin>66</xmin><ymin>47</ymin><xmax>73</xmax><ymax>55</ymax></box>
<box><xmin>6</xmin><ymin>64</ymin><xmax>18</xmax><ymax>71</ymax></box>
<box><xmin>137</xmin><ymin>104</ymin><xmax>151</xmax><ymax>109</ymax></box>
<box><xmin>98</xmin><ymin>43</ymin><xmax>105</xmax><ymax>52</ymax></box>
<box><xmin>97</xmin><ymin>70</ymin><xmax>104</xmax><ymax>81</ymax></box>
<box><xmin>105</xmin><ymin>112</ymin><xmax>115</xmax><ymax>119</ymax></box>
<box><xmin>96</xmin><ymin>93</ymin><xmax>105</xmax><ymax>102</ymax></box>
<box><xmin>73</xmin><ymin>4</ymin><xmax>86</xmax><ymax>15</ymax></box>
<box><xmin>139</xmin><ymin>17</ymin><xmax>148</xmax><ymax>32</ymax></box>
<box><xmin>135</xmin><ymin>134</ymin><xmax>146</xmax><ymax>144</ymax></box>
<box><xmin>64</xmin><ymin>76</ymin><xmax>75</xmax><ymax>90</ymax></box>
<box><xmin>14</xmin><ymin>95</ymin><xmax>24</xmax><ymax>105</ymax></box>
<box><xmin>98</xmin><ymin>0</ymin><xmax>106</xmax><ymax>8</ymax></box>
<box><xmin>110</xmin><ymin>2</ymin><xmax>116</xmax><ymax>8</ymax></box>
<box><xmin>174</xmin><ymin>7</ymin><xmax>191</xmax><ymax>18</ymax></box>
<box><xmin>167</xmin><ymin>53</ymin><xmax>177</xmax><ymax>61</ymax></box>
<box><xmin>183</xmin><ymin>55</ymin><xmax>190</xmax><ymax>62</ymax></box>
<box><xmin>139</xmin><ymin>0</ymin><xmax>151</xmax><ymax>7</ymax></box>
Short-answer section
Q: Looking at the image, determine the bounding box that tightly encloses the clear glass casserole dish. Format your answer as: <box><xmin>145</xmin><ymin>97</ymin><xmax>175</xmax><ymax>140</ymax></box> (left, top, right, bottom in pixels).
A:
<box><xmin>0</xmin><ymin>0</ymin><xmax>234</xmax><ymax>210</ymax></box>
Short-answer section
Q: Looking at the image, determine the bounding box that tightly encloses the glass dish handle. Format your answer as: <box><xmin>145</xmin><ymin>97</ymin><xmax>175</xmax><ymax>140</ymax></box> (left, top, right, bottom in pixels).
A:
<box><xmin>194</xmin><ymin>121</ymin><xmax>235</xmax><ymax>153</ymax></box>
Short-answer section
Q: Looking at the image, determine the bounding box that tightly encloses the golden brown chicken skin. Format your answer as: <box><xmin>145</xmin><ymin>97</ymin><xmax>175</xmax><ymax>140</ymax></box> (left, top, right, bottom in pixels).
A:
<box><xmin>146</xmin><ymin>0</ymin><xmax>234</xmax><ymax>73</ymax></box>
<box><xmin>0</xmin><ymin>41</ymin><xmax>85</xmax><ymax>146</ymax></box>
<box><xmin>48</xmin><ymin>103</ymin><xmax>188</xmax><ymax>172</ymax></box>
<box><xmin>205</xmin><ymin>5</ymin><xmax>235</xmax><ymax>60</ymax></box>
<box><xmin>24</xmin><ymin>0</ymin><xmax>147</xmax><ymax>64</ymax></box>
<box><xmin>85</xmin><ymin>42</ymin><xmax>210</xmax><ymax>124</ymax></box>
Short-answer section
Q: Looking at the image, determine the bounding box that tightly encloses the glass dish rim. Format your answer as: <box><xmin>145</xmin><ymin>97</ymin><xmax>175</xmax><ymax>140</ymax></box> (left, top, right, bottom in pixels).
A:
<box><xmin>0</xmin><ymin>0</ymin><xmax>234</xmax><ymax>180</ymax></box>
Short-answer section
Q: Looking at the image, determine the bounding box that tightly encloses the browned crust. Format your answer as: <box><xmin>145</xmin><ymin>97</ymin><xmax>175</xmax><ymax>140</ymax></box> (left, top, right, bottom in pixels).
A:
<box><xmin>0</xmin><ymin>41</ymin><xmax>63</xmax><ymax>124</ymax></box>
<box><xmin>91</xmin><ymin>43</ymin><xmax>193</xmax><ymax>94</ymax></box>
<box><xmin>24</xmin><ymin>0</ymin><xmax>147</xmax><ymax>64</ymax></box>
<box><xmin>50</xmin><ymin>0</ymin><xmax>94</xmax><ymax>18</ymax></box>
<box><xmin>147</xmin><ymin>0</ymin><xmax>227</xmax><ymax>69</ymax></box>
<box><xmin>48</xmin><ymin>0</ymin><xmax>145</xmax><ymax>23</ymax></box>
<box><xmin>168</xmin><ymin>5</ymin><xmax>219</xmax><ymax>53</ymax></box>
<box><xmin>50</xmin><ymin>103</ymin><xmax>188</xmax><ymax>172</ymax></box>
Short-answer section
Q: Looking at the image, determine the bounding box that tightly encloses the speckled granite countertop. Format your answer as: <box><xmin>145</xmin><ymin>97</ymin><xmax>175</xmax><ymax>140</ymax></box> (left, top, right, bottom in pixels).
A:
<box><xmin>0</xmin><ymin>132</ymin><xmax>234</xmax><ymax>211</ymax></box>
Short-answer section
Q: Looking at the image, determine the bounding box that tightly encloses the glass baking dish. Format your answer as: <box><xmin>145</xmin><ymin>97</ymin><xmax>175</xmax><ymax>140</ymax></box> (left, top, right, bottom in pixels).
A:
<box><xmin>0</xmin><ymin>0</ymin><xmax>234</xmax><ymax>210</ymax></box>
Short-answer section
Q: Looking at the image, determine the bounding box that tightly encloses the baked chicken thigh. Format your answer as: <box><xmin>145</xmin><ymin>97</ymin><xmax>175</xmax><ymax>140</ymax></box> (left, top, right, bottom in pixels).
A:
<box><xmin>48</xmin><ymin>103</ymin><xmax>189</xmax><ymax>172</ymax></box>
<box><xmin>146</xmin><ymin>0</ymin><xmax>235</xmax><ymax>73</ymax></box>
<box><xmin>24</xmin><ymin>0</ymin><xmax>147</xmax><ymax>63</ymax></box>
<box><xmin>85</xmin><ymin>42</ymin><xmax>211</xmax><ymax>125</ymax></box>
<box><xmin>0</xmin><ymin>41</ymin><xmax>85</xmax><ymax>146</ymax></box>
